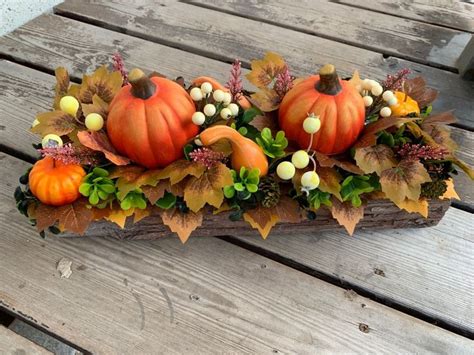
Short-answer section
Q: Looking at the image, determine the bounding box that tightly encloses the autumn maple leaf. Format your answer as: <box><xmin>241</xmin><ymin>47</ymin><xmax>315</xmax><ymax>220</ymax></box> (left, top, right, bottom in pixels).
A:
<box><xmin>354</xmin><ymin>145</ymin><xmax>398</xmax><ymax>176</ymax></box>
<box><xmin>160</xmin><ymin>209</ymin><xmax>203</xmax><ymax>243</ymax></box>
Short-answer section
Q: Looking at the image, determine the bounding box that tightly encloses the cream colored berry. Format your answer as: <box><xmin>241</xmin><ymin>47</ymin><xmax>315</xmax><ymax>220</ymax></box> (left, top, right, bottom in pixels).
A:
<box><xmin>59</xmin><ymin>96</ymin><xmax>79</xmax><ymax>116</ymax></box>
<box><xmin>387</xmin><ymin>97</ymin><xmax>398</xmax><ymax>106</ymax></box>
<box><xmin>213</xmin><ymin>89</ymin><xmax>225</xmax><ymax>102</ymax></box>
<box><xmin>85</xmin><ymin>113</ymin><xmax>104</xmax><ymax>131</ymax></box>
<box><xmin>41</xmin><ymin>134</ymin><xmax>63</xmax><ymax>148</ymax></box>
<box><xmin>200</xmin><ymin>82</ymin><xmax>213</xmax><ymax>94</ymax></box>
<box><xmin>301</xmin><ymin>171</ymin><xmax>320</xmax><ymax>190</ymax></box>
<box><xmin>382</xmin><ymin>90</ymin><xmax>394</xmax><ymax>101</ymax></box>
<box><xmin>291</xmin><ymin>150</ymin><xmax>310</xmax><ymax>169</ymax></box>
<box><xmin>192</xmin><ymin>112</ymin><xmax>206</xmax><ymax>125</ymax></box>
<box><xmin>223</xmin><ymin>92</ymin><xmax>232</xmax><ymax>105</ymax></box>
<box><xmin>276</xmin><ymin>161</ymin><xmax>296</xmax><ymax>180</ymax></box>
<box><xmin>371</xmin><ymin>84</ymin><xmax>383</xmax><ymax>96</ymax></box>
<box><xmin>228</xmin><ymin>103</ymin><xmax>239</xmax><ymax>116</ymax></box>
<box><xmin>362</xmin><ymin>79</ymin><xmax>372</xmax><ymax>90</ymax></box>
<box><xmin>203</xmin><ymin>104</ymin><xmax>216</xmax><ymax>116</ymax></box>
<box><xmin>303</xmin><ymin>115</ymin><xmax>321</xmax><ymax>134</ymax></box>
<box><xmin>363</xmin><ymin>96</ymin><xmax>373</xmax><ymax>107</ymax></box>
<box><xmin>380</xmin><ymin>107</ymin><xmax>392</xmax><ymax>117</ymax></box>
<box><xmin>190</xmin><ymin>87</ymin><xmax>203</xmax><ymax>101</ymax></box>
<box><xmin>220</xmin><ymin>107</ymin><xmax>232</xmax><ymax>119</ymax></box>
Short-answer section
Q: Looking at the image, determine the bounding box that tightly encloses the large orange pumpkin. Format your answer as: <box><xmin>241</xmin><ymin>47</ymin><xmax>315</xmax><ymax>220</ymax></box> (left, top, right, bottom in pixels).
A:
<box><xmin>192</xmin><ymin>76</ymin><xmax>251</xmax><ymax>109</ymax></box>
<box><xmin>29</xmin><ymin>157</ymin><xmax>85</xmax><ymax>206</ymax></box>
<box><xmin>278</xmin><ymin>64</ymin><xmax>365</xmax><ymax>155</ymax></box>
<box><xmin>107</xmin><ymin>69</ymin><xmax>198</xmax><ymax>169</ymax></box>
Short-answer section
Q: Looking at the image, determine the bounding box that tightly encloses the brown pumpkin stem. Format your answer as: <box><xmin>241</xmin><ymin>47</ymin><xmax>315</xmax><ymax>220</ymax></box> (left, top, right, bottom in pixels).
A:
<box><xmin>315</xmin><ymin>64</ymin><xmax>342</xmax><ymax>95</ymax></box>
<box><xmin>128</xmin><ymin>68</ymin><xmax>156</xmax><ymax>99</ymax></box>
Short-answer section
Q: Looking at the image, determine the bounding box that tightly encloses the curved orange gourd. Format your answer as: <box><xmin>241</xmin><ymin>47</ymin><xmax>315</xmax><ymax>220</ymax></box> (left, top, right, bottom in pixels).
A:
<box><xmin>192</xmin><ymin>76</ymin><xmax>251</xmax><ymax>109</ymax></box>
<box><xmin>107</xmin><ymin>69</ymin><xmax>198</xmax><ymax>169</ymax></box>
<box><xmin>29</xmin><ymin>157</ymin><xmax>85</xmax><ymax>206</ymax></box>
<box><xmin>390</xmin><ymin>91</ymin><xmax>420</xmax><ymax>117</ymax></box>
<box><xmin>278</xmin><ymin>64</ymin><xmax>365</xmax><ymax>155</ymax></box>
<box><xmin>200</xmin><ymin>125</ymin><xmax>268</xmax><ymax>176</ymax></box>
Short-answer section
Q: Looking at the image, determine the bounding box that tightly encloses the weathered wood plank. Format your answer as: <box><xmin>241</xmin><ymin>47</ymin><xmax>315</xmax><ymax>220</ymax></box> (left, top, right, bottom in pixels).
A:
<box><xmin>187</xmin><ymin>0</ymin><xmax>470</xmax><ymax>70</ymax></box>
<box><xmin>458</xmin><ymin>36</ymin><xmax>474</xmax><ymax>80</ymax></box>
<box><xmin>334</xmin><ymin>0</ymin><xmax>474</xmax><ymax>33</ymax></box>
<box><xmin>52</xmin><ymin>1</ymin><xmax>474</xmax><ymax>128</ymax></box>
<box><xmin>2</xmin><ymin>60</ymin><xmax>472</xmax><ymax>208</ymax></box>
<box><xmin>0</xmin><ymin>325</ymin><xmax>52</xmax><ymax>355</ymax></box>
<box><xmin>2</xmin><ymin>153</ymin><xmax>472</xmax><ymax>353</ymax></box>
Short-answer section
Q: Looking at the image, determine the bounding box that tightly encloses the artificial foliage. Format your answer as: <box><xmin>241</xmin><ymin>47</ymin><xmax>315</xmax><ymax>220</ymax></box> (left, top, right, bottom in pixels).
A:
<box><xmin>14</xmin><ymin>51</ymin><xmax>473</xmax><ymax>242</ymax></box>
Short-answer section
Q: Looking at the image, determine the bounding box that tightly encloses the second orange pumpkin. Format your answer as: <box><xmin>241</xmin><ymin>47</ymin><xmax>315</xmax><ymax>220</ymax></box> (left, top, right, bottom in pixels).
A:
<box><xmin>107</xmin><ymin>69</ymin><xmax>198</xmax><ymax>169</ymax></box>
<box><xmin>278</xmin><ymin>64</ymin><xmax>365</xmax><ymax>155</ymax></box>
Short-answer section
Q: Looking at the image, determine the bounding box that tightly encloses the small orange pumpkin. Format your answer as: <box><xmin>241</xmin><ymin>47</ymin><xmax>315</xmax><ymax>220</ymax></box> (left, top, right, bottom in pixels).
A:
<box><xmin>199</xmin><ymin>125</ymin><xmax>268</xmax><ymax>176</ymax></box>
<box><xmin>278</xmin><ymin>64</ymin><xmax>365</xmax><ymax>155</ymax></box>
<box><xmin>390</xmin><ymin>91</ymin><xmax>420</xmax><ymax>117</ymax></box>
<box><xmin>107</xmin><ymin>69</ymin><xmax>198</xmax><ymax>169</ymax></box>
<box><xmin>192</xmin><ymin>76</ymin><xmax>251</xmax><ymax>109</ymax></box>
<box><xmin>29</xmin><ymin>157</ymin><xmax>85</xmax><ymax>206</ymax></box>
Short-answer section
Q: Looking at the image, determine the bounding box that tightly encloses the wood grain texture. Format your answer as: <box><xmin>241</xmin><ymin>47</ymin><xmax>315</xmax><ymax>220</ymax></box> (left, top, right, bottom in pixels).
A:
<box><xmin>334</xmin><ymin>0</ymin><xmax>474</xmax><ymax>33</ymax></box>
<box><xmin>2</xmin><ymin>154</ymin><xmax>472</xmax><ymax>353</ymax></box>
<box><xmin>187</xmin><ymin>0</ymin><xmax>471</xmax><ymax>69</ymax></box>
<box><xmin>53</xmin><ymin>1</ymin><xmax>474</xmax><ymax>128</ymax></box>
<box><xmin>0</xmin><ymin>326</ymin><xmax>52</xmax><ymax>355</ymax></box>
<box><xmin>1</xmin><ymin>60</ymin><xmax>472</xmax><ymax>208</ymax></box>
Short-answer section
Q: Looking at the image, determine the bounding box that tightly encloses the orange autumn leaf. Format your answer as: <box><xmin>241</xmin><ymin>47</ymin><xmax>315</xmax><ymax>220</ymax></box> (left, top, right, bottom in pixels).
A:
<box><xmin>160</xmin><ymin>208</ymin><xmax>203</xmax><ymax>243</ymax></box>
<box><xmin>249</xmin><ymin>88</ymin><xmax>281</xmax><ymax>112</ymax></box>
<box><xmin>109</xmin><ymin>165</ymin><xmax>162</xmax><ymax>200</ymax></box>
<box><xmin>315</xmin><ymin>152</ymin><xmax>364</xmax><ymax>175</ymax></box>
<box><xmin>78</xmin><ymin>65</ymin><xmax>123</xmax><ymax>104</ymax></box>
<box><xmin>35</xmin><ymin>199</ymin><xmax>93</xmax><ymax>235</ymax></box>
<box><xmin>184</xmin><ymin>162</ymin><xmax>233</xmax><ymax>212</ymax></box>
<box><xmin>133</xmin><ymin>208</ymin><xmax>151</xmax><ymax>224</ymax></box>
<box><xmin>395</xmin><ymin>198</ymin><xmax>429</xmax><ymax>218</ymax></box>
<box><xmin>246</xmin><ymin>51</ymin><xmax>287</xmax><ymax>88</ymax></box>
<box><xmin>354</xmin><ymin>144</ymin><xmax>398</xmax><ymax>176</ymax></box>
<box><xmin>330</xmin><ymin>198</ymin><xmax>364</xmax><ymax>236</ymax></box>
<box><xmin>380</xmin><ymin>160</ymin><xmax>431</xmax><ymax>204</ymax></box>
<box><xmin>31</xmin><ymin>111</ymin><xmax>78</xmax><ymax>137</ymax></box>
<box><xmin>317</xmin><ymin>167</ymin><xmax>342</xmax><ymax>200</ymax></box>
<box><xmin>105</xmin><ymin>208</ymin><xmax>135</xmax><ymax>229</ymax></box>
<box><xmin>141</xmin><ymin>181</ymin><xmax>169</xmax><ymax>204</ymax></box>
<box><xmin>77</xmin><ymin>131</ymin><xmax>130</xmax><ymax>166</ymax></box>
<box><xmin>157</xmin><ymin>160</ymin><xmax>206</xmax><ymax>185</ymax></box>
<box><xmin>440</xmin><ymin>179</ymin><xmax>460</xmax><ymax>200</ymax></box>
<box><xmin>244</xmin><ymin>206</ymin><xmax>280</xmax><ymax>239</ymax></box>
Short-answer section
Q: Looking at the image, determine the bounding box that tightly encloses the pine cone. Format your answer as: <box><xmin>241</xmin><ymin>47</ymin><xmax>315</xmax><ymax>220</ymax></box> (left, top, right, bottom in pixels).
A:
<box><xmin>421</xmin><ymin>179</ymin><xmax>448</xmax><ymax>199</ymax></box>
<box><xmin>259</xmin><ymin>176</ymin><xmax>281</xmax><ymax>208</ymax></box>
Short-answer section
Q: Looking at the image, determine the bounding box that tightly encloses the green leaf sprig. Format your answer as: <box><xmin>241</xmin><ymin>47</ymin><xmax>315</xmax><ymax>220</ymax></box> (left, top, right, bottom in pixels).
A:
<box><xmin>119</xmin><ymin>188</ymin><xmax>147</xmax><ymax>210</ymax></box>
<box><xmin>307</xmin><ymin>189</ymin><xmax>332</xmax><ymax>210</ymax></box>
<box><xmin>224</xmin><ymin>167</ymin><xmax>260</xmax><ymax>201</ymax></box>
<box><xmin>340</xmin><ymin>175</ymin><xmax>380</xmax><ymax>207</ymax></box>
<box><xmin>256</xmin><ymin>128</ymin><xmax>288</xmax><ymax>159</ymax></box>
<box><xmin>79</xmin><ymin>167</ymin><xmax>116</xmax><ymax>206</ymax></box>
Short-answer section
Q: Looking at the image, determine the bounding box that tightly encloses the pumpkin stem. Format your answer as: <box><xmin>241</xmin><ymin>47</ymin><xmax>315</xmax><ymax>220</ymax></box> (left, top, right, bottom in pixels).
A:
<box><xmin>128</xmin><ymin>68</ymin><xmax>156</xmax><ymax>99</ymax></box>
<box><xmin>315</xmin><ymin>64</ymin><xmax>342</xmax><ymax>95</ymax></box>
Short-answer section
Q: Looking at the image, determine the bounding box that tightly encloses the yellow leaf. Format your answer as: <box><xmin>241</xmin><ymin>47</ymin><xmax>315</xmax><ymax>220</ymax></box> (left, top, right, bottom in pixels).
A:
<box><xmin>53</xmin><ymin>67</ymin><xmax>70</xmax><ymax>109</ymax></box>
<box><xmin>354</xmin><ymin>145</ymin><xmax>398</xmax><ymax>176</ymax></box>
<box><xmin>81</xmin><ymin>94</ymin><xmax>109</xmax><ymax>118</ymax></box>
<box><xmin>380</xmin><ymin>160</ymin><xmax>431</xmax><ymax>204</ymax></box>
<box><xmin>347</xmin><ymin>70</ymin><xmax>363</xmax><ymax>91</ymax></box>
<box><xmin>440</xmin><ymin>179</ymin><xmax>460</xmax><ymax>200</ymax></box>
<box><xmin>105</xmin><ymin>208</ymin><xmax>135</xmax><ymax>229</ymax></box>
<box><xmin>243</xmin><ymin>206</ymin><xmax>280</xmax><ymax>239</ymax></box>
<box><xmin>395</xmin><ymin>198</ymin><xmax>429</xmax><ymax>218</ymax></box>
<box><xmin>246</xmin><ymin>52</ymin><xmax>287</xmax><ymax>88</ymax></box>
<box><xmin>330</xmin><ymin>198</ymin><xmax>364</xmax><ymax>236</ymax></box>
<box><xmin>31</xmin><ymin>111</ymin><xmax>78</xmax><ymax>136</ymax></box>
<box><xmin>160</xmin><ymin>209</ymin><xmax>203</xmax><ymax>243</ymax></box>
<box><xmin>184</xmin><ymin>162</ymin><xmax>233</xmax><ymax>212</ymax></box>
<box><xmin>157</xmin><ymin>160</ymin><xmax>206</xmax><ymax>185</ymax></box>
<box><xmin>78</xmin><ymin>65</ymin><xmax>123</xmax><ymax>104</ymax></box>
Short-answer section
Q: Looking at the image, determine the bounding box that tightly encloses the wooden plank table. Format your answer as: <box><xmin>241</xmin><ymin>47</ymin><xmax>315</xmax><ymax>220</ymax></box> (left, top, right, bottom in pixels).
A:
<box><xmin>0</xmin><ymin>0</ymin><xmax>473</xmax><ymax>353</ymax></box>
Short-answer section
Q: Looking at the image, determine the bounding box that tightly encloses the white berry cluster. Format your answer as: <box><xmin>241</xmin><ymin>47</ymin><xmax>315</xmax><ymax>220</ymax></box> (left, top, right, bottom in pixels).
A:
<box><xmin>356</xmin><ymin>79</ymin><xmax>397</xmax><ymax>118</ymax></box>
<box><xmin>190</xmin><ymin>82</ymin><xmax>239</xmax><ymax>126</ymax></box>
<box><xmin>276</xmin><ymin>114</ymin><xmax>321</xmax><ymax>193</ymax></box>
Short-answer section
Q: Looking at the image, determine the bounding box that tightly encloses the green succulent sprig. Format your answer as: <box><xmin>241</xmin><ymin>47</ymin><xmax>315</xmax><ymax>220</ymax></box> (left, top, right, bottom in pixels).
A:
<box><xmin>256</xmin><ymin>128</ymin><xmax>288</xmax><ymax>159</ymax></box>
<box><xmin>340</xmin><ymin>175</ymin><xmax>380</xmax><ymax>207</ymax></box>
<box><xmin>79</xmin><ymin>167</ymin><xmax>116</xmax><ymax>206</ymax></box>
<box><xmin>307</xmin><ymin>189</ymin><xmax>332</xmax><ymax>210</ymax></box>
<box><xmin>224</xmin><ymin>167</ymin><xmax>260</xmax><ymax>201</ymax></box>
<box><xmin>119</xmin><ymin>188</ymin><xmax>147</xmax><ymax>210</ymax></box>
<box><xmin>156</xmin><ymin>192</ymin><xmax>177</xmax><ymax>209</ymax></box>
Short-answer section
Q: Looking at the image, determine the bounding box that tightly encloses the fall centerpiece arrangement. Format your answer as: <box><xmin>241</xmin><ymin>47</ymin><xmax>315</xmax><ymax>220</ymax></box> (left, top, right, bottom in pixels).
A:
<box><xmin>14</xmin><ymin>52</ymin><xmax>473</xmax><ymax>242</ymax></box>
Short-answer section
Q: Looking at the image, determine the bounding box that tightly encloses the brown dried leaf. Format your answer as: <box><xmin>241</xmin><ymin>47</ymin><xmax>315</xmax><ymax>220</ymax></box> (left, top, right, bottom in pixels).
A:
<box><xmin>109</xmin><ymin>165</ymin><xmax>162</xmax><ymax>200</ymax></box>
<box><xmin>243</xmin><ymin>206</ymin><xmax>279</xmax><ymax>239</ymax></box>
<box><xmin>209</xmin><ymin>139</ymin><xmax>233</xmax><ymax>157</ymax></box>
<box><xmin>317</xmin><ymin>167</ymin><xmax>342</xmax><ymax>199</ymax></box>
<box><xmin>421</xmin><ymin>125</ymin><xmax>457</xmax><ymax>152</ymax></box>
<box><xmin>184</xmin><ymin>162</ymin><xmax>233</xmax><ymax>212</ymax></box>
<box><xmin>78</xmin><ymin>65</ymin><xmax>123</xmax><ymax>104</ymax></box>
<box><xmin>354</xmin><ymin>117</ymin><xmax>418</xmax><ymax>148</ymax></box>
<box><xmin>354</xmin><ymin>145</ymin><xmax>398</xmax><ymax>176</ymax></box>
<box><xmin>315</xmin><ymin>152</ymin><xmax>364</xmax><ymax>175</ymax></box>
<box><xmin>81</xmin><ymin>94</ymin><xmax>109</xmax><ymax>118</ymax></box>
<box><xmin>36</xmin><ymin>199</ymin><xmax>93</xmax><ymax>235</ymax></box>
<box><xmin>160</xmin><ymin>208</ymin><xmax>203</xmax><ymax>243</ymax></box>
<box><xmin>274</xmin><ymin>196</ymin><xmax>302</xmax><ymax>223</ymax></box>
<box><xmin>157</xmin><ymin>160</ymin><xmax>206</xmax><ymax>185</ymax></box>
<box><xmin>249</xmin><ymin>88</ymin><xmax>281</xmax><ymax>112</ymax></box>
<box><xmin>394</xmin><ymin>198</ymin><xmax>429</xmax><ymax>218</ymax></box>
<box><xmin>77</xmin><ymin>131</ymin><xmax>130</xmax><ymax>165</ymax></box>
<box><xmin>141</xmin><ymin>182</ymin><xmax>169</xmax><ymax>204</ymax></box>
<box><xmin>53</xmin><ymin>67</ymin><xmax>70</xmax><ymax>109</ymax></box>
<box><xmin>380</xmin><ymin>160</ymin><xmax>431</xmax><ymax>204</ymax></box>
<box><xmin>330</xmin><ymin>198</ymin><xmax>364</xmax><ymax>236</ymax></box>
<box><xmin>105</xmin><ymin>208</ymin><xmax>135</xmax><ymax>228</ymax></box>
<box><xmin>422</xmin><ymin>111</ymin><xmax>457</xmax><ymax>126</ymax></box>
<box><xmin>31</xmin><ymin>111</ymin><xmax>78</xmax><ymax>136</ymax></box>
<box><xmin>440</xmin><ymin>179</ymin><xmax>460</xmax><ymax>200</ymax></box>
<box><xmin>133</xmin><ymin>208</ymin><xmax>151</xmax><ymax>224</ymax></box>
<box><xmin>347</xmin><ymin>70</ymin><xmax>363</xmax><ymax>91</ymax></box>
<box><xmin>402</xmin><ymin>76</ymin><xmax>438</xmax><ymax>108</ymax></box>
<box><xmin>246</xmin><ymin>52</ymin><xmax>287</xmax><ymax>88</ymax></box>
<box><xmin>249</xmin><ymin>113</ymin><xmax>279</xmax><ymax>134</ymax></box>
